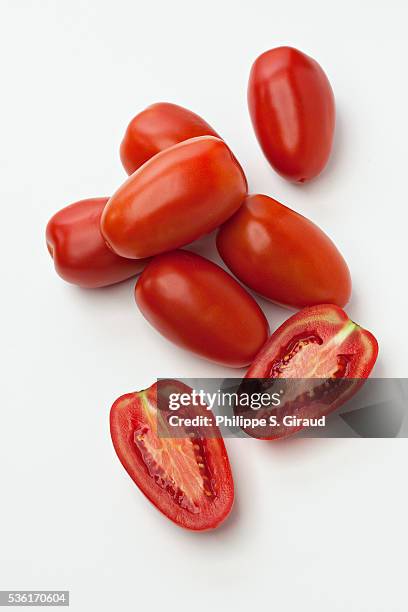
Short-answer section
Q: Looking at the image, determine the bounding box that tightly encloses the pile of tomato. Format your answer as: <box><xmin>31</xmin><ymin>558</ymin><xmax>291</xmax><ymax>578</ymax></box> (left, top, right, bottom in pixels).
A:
<box><xmin>47</xmin><ymin>47</ymin><xmax>378</xmax><ymax>531</ymax></box>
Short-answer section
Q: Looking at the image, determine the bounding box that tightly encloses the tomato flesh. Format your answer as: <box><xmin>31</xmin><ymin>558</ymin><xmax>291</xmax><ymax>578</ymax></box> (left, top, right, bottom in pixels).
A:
<box><xmin>110</xmin><ymin>381</ymin><xmax>234</xmax><ymax>530</ymax></box>
<box><xmin>266</xmin><ymin>329</ymin><xmax>353</xmax><ymax>378</ymax></box>
<box><xmin>120</xmin><ymin>102</ymin><xmax>220</xmax><ymax>175</ymax></box>
<box><xmin>238</xmin><ymin>305</ymin><xmax>378</xmax><ymax>439</ymax></box>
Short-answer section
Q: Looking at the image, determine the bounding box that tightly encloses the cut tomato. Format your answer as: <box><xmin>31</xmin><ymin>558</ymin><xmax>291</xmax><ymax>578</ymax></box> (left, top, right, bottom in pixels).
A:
<box><xmin>238</xmin><ymin>304</ymin><xmax>378</xmax><ymax>439</ymax></box>
<box><xmin>110</xmin><ymin>380</ymin><xmax>234</xmax><ymax>530</ymax></box>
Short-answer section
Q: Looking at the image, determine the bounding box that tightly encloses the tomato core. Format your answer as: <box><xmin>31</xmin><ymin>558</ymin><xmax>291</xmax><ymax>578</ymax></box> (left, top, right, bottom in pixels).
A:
<box><xmin>266</xmin><ymin>322</ymin><xmax>357</xmax><ymax>378</ymax></box>
<box><xmin>132</xmin><ymin>394</ymin><xmax>217</xmax><ymax>515</ymax></box>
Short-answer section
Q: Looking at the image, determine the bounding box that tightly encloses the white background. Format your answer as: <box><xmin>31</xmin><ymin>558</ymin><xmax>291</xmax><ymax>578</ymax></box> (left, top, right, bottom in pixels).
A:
<box><xmin>1</xmin><ymin>1</ymin><xmax>408</xmax><ymax>610</ymax></box>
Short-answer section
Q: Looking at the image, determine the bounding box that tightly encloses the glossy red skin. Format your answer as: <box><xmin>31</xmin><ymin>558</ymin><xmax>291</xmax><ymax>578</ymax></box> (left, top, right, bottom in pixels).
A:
<box><xmin>217</xmin><ymin>194</ymin><xmax>351</xmax><ymax>309</ymax></box>
<box><xmin>120</xmin><ymin>102</ymin><xmax>220</xmax><ymax>175</ymax></box>
<box><xmin>248</xmin><ymin>46</ymin><xmax>335</xmax><ymax>182</ymax></box>
<box><xmin>102</xmin><ymin>136</ymin><xmax>247</xmax><ymax>259</ymax></box>
<box><xmin>110</xmin><ymin>380</ymin><xmax>234</xmax><ymax>530</ymax></box>
<box><xmin>46</xmin><ymin>198</ymin><xmax>149</xmax><ymax>288</ymax></box>
<box><xmin>240</xmin><ymin>304</ymin><xmax>379</xmax><ymax>439</ymax></box>
<box><xmin>135</xmin><ymin>250</ymin><xmax>270</xmax><ymax>367</ymax></box>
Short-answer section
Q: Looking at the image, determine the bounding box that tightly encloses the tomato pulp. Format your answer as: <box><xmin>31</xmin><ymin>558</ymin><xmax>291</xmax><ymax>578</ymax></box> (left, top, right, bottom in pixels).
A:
<box><xmin>248</xmin><ymin>46</ymin><xmax>335</xmax><ymax>182</ymax></box>
<box><xmin>217</xmin><ymin>194</ymin><xmax>351</xmax><ymax>309</ymax></box>
<box><xmin>102</xmin><ymin>136</ymin><xmax>247</xmax><ymax>259</ymax></box>
<box><xmin>46</xmin><ymin>198</ymin><xmax>149</xmax><ymax>288</ymax></box>
<box><xmin>110</xmin><ymin>380</ymin><xmax>234</xmax><ymax>530</ymax></box>
<box><xmin>237</xmin><ymin>304</ymin><xmax>378</xmax><ymax>439</ymax></box>
<box><xmin>135</xmin><ymin>250</ymin><xmax>270</xmax><ymax>367</ymax></box>
<box><xmin>120</xmin><ymin>102</ymin><xmax>220</xmax><ymax>175</ymax></box>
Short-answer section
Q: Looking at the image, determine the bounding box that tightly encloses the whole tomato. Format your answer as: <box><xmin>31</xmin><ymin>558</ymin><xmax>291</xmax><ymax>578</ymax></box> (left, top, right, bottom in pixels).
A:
<box><xmin>101</xmin><ymin>136</ymin><xmax>247</xmax><ymax>259</ymax></box>
<box><xmin>217</xmin><ymin>194</ymin><xmax>351</xmax><ymax>309</ymax></box>
<box><xmin>135</xmin><ymin>250</ymin><xmax>269</xmax><ymax>367</ymax></box>
<box><xmin>120</xmin><ymin>102</ymin><xmax>220</xmax><ymax>175</ymax></box>
<box><xmin>248</xmin><ymin>46</ymin><xmax>335</xmax><ymax>182</ymax></box>
<box><xmin>46</xmin><ymin>198</ymin><xmax>149</xmax><ymax>288</ymax></box>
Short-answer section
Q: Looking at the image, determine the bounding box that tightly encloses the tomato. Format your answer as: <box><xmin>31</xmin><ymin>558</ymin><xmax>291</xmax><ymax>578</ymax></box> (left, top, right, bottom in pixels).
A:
<box><xmin>120</xmin><ymin>102</ymin><xmax>220</xmax><ymax>175</ymax></box>
<box><xmin>248</xmin><ymin>46</ymin><xmax>335</xmax><ymax>182</ymax></box>
<box><xmin>217</xmin><ymin>194</ymin><xmax>351</xmax><ymax>309</ymax></box>
<box><xmin>46</xmin><ymin>198</ymin><xmax>149</xmax><ymax>288</ymax></box>
<box><xmin>101</xmin><ymin>136</ymin><xmax>247</xmax><ymax>259</ymax></box>
<box><xmin>236</xmin><ymin>304</ymin><xmax>378</xmax><ymax>439</ymax></box>
<box><xmin>135</xmin><ymin>250</ymin><xmax>269</xmax><ymax>367</ymax></box>
<box><xmin>110</xmin><ymin>380</ymin><xmax>234</xmax><ymax>530</ymax></box>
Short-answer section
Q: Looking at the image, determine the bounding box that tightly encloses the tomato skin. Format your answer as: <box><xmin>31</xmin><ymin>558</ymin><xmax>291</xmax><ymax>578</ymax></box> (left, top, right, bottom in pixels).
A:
<box><xmin>217</xmin><ymin>194</ymin><xmax>351</xmax><ymax>309</ymax></box>
<box><xmin>240</xmin><ymin>304</ymin><xmax>379</xmax><ymax>439</ymax></box>
<box><xmin>120</xmin><ymin>102</ymin><xmax>220</xmax><ymax>175</ymax></box>
<box><xmin>248</xmin><ymin>46</ymin><xmax>335</xmax><ymax>182</ymax></box>
<box><xmin>135</xmin><ymin>250</ymin><xmax>270</xmax><ymax>367</ymax></box>
<box><xmin>110</xmin><ymin>380</ymin><xmax>234</xmax><ymax>531</ymax></box>
<box><xmin>102</xmin><ymin>136</ymin><xmax>248</xmax><ymax>259</ymax></box>
<box><xmin>46</xmin><ymin>198</ymin><xmax>149</xmax><ymax>288</ymax></box>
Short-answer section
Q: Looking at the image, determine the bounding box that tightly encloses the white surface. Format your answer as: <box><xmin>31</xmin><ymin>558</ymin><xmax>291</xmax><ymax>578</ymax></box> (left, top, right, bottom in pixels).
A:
<box><xmin>1</xmin><ymin>1</ymin><xmax>407</xmax><ymax>610</ymax></box>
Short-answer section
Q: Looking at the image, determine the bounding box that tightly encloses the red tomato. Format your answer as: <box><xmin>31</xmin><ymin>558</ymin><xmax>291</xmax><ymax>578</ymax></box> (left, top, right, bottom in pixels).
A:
<box><xmin>135</xmin><ymin>250</ymin><xmax>270</xmax><ymax>367</ymax></box>
<box><xmin>101</xmin><ymin>136</ymin><xmax>247</xmax><ymax>259</ymax></box>
<box><xmin>237</xmin><ymin>304</ymin><xmax>378</xmax><ymax>439</ymax></box>
<box><xmin>248</xmin><ymin>46</ymin><xmax>335</xmax><ymax>182</ymax></box>
<box><xmin>217</xmin><ymin>194</ymin><xmax>351</xmax><ymax>309</ymax></box>
<box><xmin>46</xmin><ymin>198</ymin><xmax>149</xmax><ymax>288</ymax></box>
<box><xmin>120</xmin><ymin>102</ymin><xmax>220</xmax><ymax>175</ymax></box>
<box><xmin>110</xmin><ymin>380</ymin><xmax>234</xmax><ymax>530</ymax></box>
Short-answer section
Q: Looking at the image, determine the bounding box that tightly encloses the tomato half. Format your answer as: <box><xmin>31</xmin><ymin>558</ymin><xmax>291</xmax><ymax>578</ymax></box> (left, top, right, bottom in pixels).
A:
<box><xmin>46</xmin><ymin>198</ymin><xmax>149</xmax><ymax>288</ymax></box>
<box><xmin>248</xmin><ymin>46</ymin><xmax>335</xmax><ymax>182</ymax></box>
<box><xmin>120</xmin><ymin>102</ymin><xmax>220</xmax><ymax>175</ymax></box>
<box><xmin>110</xmin><ymin>380</ymin><xmax>234</xmax><ymax>530</ymax></box>
<box><xmin>217</xmin><ymin>194</ymin><xmax>351</xmax><ymax>309</ymax></box>
<box><xmin>135</xmin><ymin>250</ymin><xmax>270</xmax><ymax>367</ymax></box>
<box><xmin>236</xmin><ymin>304</ymin><xmax>378</xmax><ymax>439</ymax></box>
<box><xmin>101</xmin><ymin>136</ymin><xmax>247</xmax><ymax>259</ymax></box>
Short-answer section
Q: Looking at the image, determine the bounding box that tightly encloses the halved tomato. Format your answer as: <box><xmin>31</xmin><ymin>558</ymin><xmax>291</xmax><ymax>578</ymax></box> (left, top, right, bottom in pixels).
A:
<box><xmin>237</xmin><ymin>304</ymin><xmax>378</xmax><ymax>439</ymax></box>
<box><xmin>110</xmin><ymin>380</ymin><xmax>234</xmax><ymax>530</ymax></box>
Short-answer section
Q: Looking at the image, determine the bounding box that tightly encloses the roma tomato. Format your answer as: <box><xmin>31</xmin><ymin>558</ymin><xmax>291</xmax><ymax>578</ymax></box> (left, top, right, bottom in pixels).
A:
<box><xmin>248</xmin><ymin>46</ymin><xmax>335</xmax><ymax>182</ymax></box>
<box><xmin>110</xmin><ymin>380</ymin><xmax>234</xmax><ymax>530</ymax></box>
<box><xmin>120</xmin><ymin>102</ymin><xmax>220</xmax><ymax>175</ymax></box>
<box><xmin>135</xmin><ymin>250</ymin><xmax>269</xmax><ymax>367</ymax></box>
<box><xmin>46</xmin><ymin>198</ymin><xmax>149</xmax><ymax>288</ymax></box>
<box><xmin>217</xmin><ymin>194</ymin><xmax>351</xmax><ymax>309</ymax></box>
<box><xmin>101</xmin><ymin>136</ymin><xmax>247</xmax><ymax>259</ymax></box>
<box><xmin>237</xmin><ymin>304</ymin><xmax>379</xmax><ymax>439</ymax></box>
